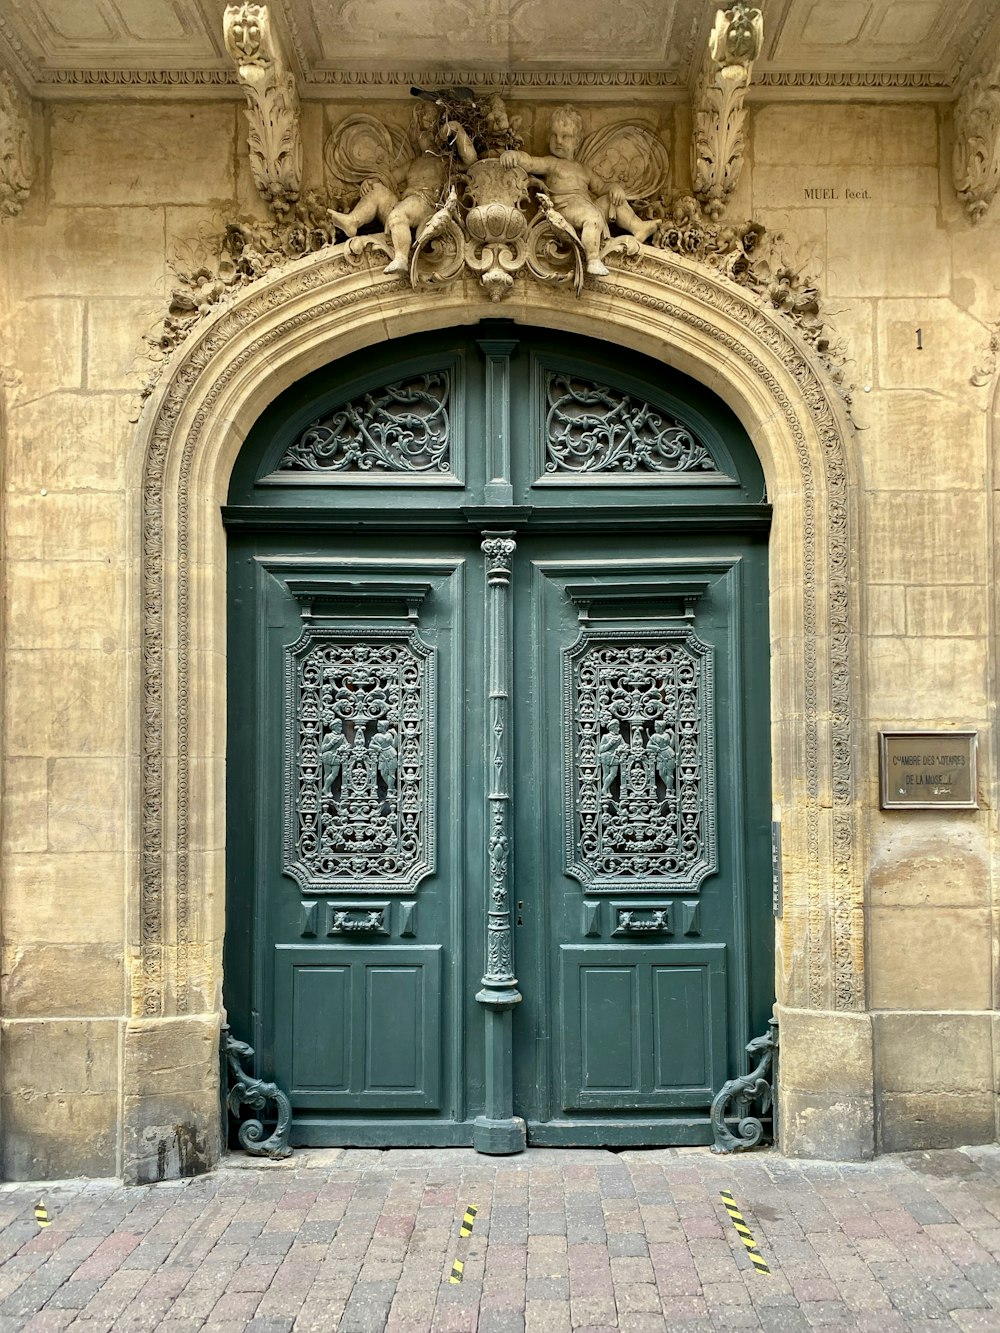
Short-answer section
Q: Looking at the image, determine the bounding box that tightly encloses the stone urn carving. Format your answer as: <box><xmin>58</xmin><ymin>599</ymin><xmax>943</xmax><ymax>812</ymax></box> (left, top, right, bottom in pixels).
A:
<box><xmin>462</xmin><ymin>159</ymin><xmax>532</xmax><ymax>299</ymax></box>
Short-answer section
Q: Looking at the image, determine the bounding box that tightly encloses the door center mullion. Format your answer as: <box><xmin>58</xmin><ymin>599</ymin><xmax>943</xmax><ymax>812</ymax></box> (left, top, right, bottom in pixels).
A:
<box><xmin>473</xmin><ymin>529</ymin><xmax>525</xmax><ymax>1155</ymax></box>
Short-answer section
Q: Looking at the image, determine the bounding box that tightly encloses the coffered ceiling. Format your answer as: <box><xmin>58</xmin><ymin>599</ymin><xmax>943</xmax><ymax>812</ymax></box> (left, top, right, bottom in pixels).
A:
<box><xmin>1</xmin><ymin>0</ymin><xmax>997</xmax><ymax>100</ymax></box>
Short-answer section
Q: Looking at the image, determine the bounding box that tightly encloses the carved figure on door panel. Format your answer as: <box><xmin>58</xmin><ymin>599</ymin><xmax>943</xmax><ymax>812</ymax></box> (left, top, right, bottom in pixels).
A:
<box><xmin>598</xmin><ymin>719</ymin><xmax>628</xmax><ymax>795</ymax></box>
<box><xmin>320</xmin><ymin>719</ymin><xmax>350</xmax><ymax>795</ymax></box>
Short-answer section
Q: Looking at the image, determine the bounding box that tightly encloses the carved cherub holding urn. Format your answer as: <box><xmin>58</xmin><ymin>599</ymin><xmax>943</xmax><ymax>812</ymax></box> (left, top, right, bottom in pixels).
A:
<box><xmin>327</xmin><ymin>100</ymin><xmax>449</xmax><ymax>275</ymax></box>
<box><xmin>500</xmin><ymin>105</ymin><xmax>657</xmax><ymax>275</ymax></box>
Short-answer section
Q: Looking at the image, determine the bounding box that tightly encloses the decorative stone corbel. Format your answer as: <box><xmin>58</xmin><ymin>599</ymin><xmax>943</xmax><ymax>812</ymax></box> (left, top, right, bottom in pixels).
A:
<box><xmin>223</xmin><ymin>3</ymin><xmax>301</xmax><ymax>215</ymax></box>
<box><xmin>953</xmin><ymin>56</ymin><xmax>1000</xmax><ymax>224</ymax></box>
<box><xmin>691</xmin><ymin>2</ymin><xmax>763</xmax><ymax>222</ymax></box>
<box><xmin>0</xmin><ymin>71</ymin><xmax>35</xmax><ymax>219</ymax></box>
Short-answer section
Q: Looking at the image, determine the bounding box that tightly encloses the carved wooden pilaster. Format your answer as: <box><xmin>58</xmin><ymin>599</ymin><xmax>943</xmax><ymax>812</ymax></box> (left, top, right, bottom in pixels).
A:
<box><xmin>223</xmin><ymin>3</ymin><xmax>301</xmax><ymax>215</ymax></box>
<box><xmin>954</xmin><ymin>54</ymin><xmax>1000</xmax><ymax>224</ymax></box>
<box><xmin>691</xmin><ymin>2</ymin><xmax>763</xmax><ymax>222</ymax></box>
<box><xmin>0</xmin><ymin>71</ymin><xmax>34</xmax><ymax>219</ymax></box>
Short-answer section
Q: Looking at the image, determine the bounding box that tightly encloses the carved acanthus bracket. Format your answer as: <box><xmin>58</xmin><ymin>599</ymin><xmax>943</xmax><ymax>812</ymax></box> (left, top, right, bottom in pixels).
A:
<box><xmin>0</xmin><ymin>71</ymin><xmax>34</xmax><ymax>219</ymax></box>
<box><xmin>691</xmin><ymin>2</ymin><xmax>763</xmax><ymax>222</ymax></box>
<box><xmin>953</xmin><ymin>55</ymin><xmax>1000</xmax><ymax>224</ymax></box>
<box><xmin>223</xmin><ymin>3</ymin><xmax>301</xmax><ymax>216</ymax></box>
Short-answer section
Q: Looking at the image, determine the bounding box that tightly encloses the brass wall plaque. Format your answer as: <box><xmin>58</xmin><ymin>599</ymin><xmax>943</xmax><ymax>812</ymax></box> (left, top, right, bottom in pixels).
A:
<box><xmin>879</xmin><ymin>731</ymin><xmax>978</xmax><ymax>810</ymax></box>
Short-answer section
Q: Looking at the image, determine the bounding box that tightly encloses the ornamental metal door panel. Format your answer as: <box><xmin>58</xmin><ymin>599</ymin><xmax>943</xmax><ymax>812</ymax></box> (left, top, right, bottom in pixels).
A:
<box><xmin>225</xmin><ymin>324</ymin><xmax>772</xmax><ymax>1150</ymax></box>
<box><xmin>509</xmin><ymin>539</ymin><xmax>769</xmax><ymax>1144</ymax></box>
<box><xmin>226</xmin><ymin>543</ymin><xmax>486</xmax><ymax>1144</ymax></box>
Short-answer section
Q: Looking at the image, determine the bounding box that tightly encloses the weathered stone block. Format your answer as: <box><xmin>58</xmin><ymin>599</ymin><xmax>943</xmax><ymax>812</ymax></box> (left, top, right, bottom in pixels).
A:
<box><xmin>875</xmin><ymin>1012</ymin><xmax>992</xmax><ymax>1093</ymax></box>
<box><xmin>779</xmin><ymin>1090</ymin><xmax>875</xmax><ymax>1160</ymax></box>
<box><xmin>4</xmin><ymin>207</ymin><xmax>167</xmax><ymax>298</ymax></box>
<box><xmin>1</xmin><ymin>944</ymin><xmax>124</xmax><ymax>1018</ymax></box>
<box><xmin>123</xmin><ymin>1016</ymin><xmax>221</xmax><ymax>1098</ymax></box>
<box><xmin>86</xmin><ymin>298</ymin><xmax>164</xmax><ymax>392</ymax></box>
<box><xmin>754</xmin><ymin>105</ymin><xmax>937</xmax><ymax>166</ymax></box>
<box><xmin>51</xmin><ymin>103</ymin><xmax>238</xmax><ymax>208</ymax></box>
<box><xmin>8</xmin><ymin>392</ymin><xmax>132</xmax><ymax>492</ymax></box>
<box><xmin>1</xmin><ymin>758</ymin><xmax>48</xmax><ymax>852</ymax></box>
<box><xmin>1</xmin><ymin>1018</ymin><xmax>119</xmax><ymax>1094</ymax></box>
<box><xmin>866</xmin><ymin>491</ymin><xmax>986</xmax><ymax>585</ymax></box>
<box><xmin>8</xmin><ymin>299</ymin><xmax>84</xmax><ymax>398</ymax></box>
<box><xmin>122</xmin><ymin>1093</ymin><xmax>221</xmax><ymax>1186</ymax></box>
<box><xmin>878</xmin><ymin>1092</ymin><xmax>995</xmax><ymax>1152</ymax></box>
<box><xmin>827</xmin><ymin>208</ymin><xmax>949</xmax><ymax>298</ymax></box>
<box><xmin>47</xmin><ymin>758</ymin><xmax>126</xmax><ymax>852</ymax></box>
<box><xmin>869</xmin><ymin>823</ymin><xmax>989</xmax><ymax>908</ymax></box>
<box><xmin>1</xmin><ymin>1092</ymin><xmax>118</xmax><ymax>1179</ymax></box>
<box><xmin>867</xmin><ymin>635</ymin><xmax>988</xmax><ymax>721</ymax></box>
<box><xmin>877</xmin><ymin>298</ymin><xmax>991</xmax><ymax>395</ymax></box>
<box><xmin>870</xmin><ymin>907</ymin><xmax>991</xmax><ymax>1009</ymax></box>
<box><xmin>857</xmin><ymin>391</ymin><xmax>986</xmax><ymax>491</ymax></box>
<box><xmin>778</xmin><ymin>1007</ymin><xmax>874</xmax><ymax>1098</ymax></box>
<box><xmin>4</xmin><ymin>561</ymin><xmax>125</xmax><ymax>652</ymax></box>
<box><xmin>5</xmin><ymin>649</ymin><xmax>126</xmax><ymax>756</ymax></box>
<box><xmin>2</xmin><ymin>852</ymin><xmax>123</xmax><ymax>942</ymax></box>
<box><xmin>4</xmin><ymin>491</ymin><xmax>125</xmax><ymax>563</ymax></box>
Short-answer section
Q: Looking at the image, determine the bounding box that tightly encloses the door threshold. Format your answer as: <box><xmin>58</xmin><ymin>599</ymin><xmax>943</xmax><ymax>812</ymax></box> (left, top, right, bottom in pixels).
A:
<box><xmin>526</xmin><ymin>1119</ymin><xmax>713</xmax><ymax>1147</ymax></box>
<box><xmin>290</xmin><ymin>1120</ymin><xmax>475</xmax><ymax>1148</ymax></box>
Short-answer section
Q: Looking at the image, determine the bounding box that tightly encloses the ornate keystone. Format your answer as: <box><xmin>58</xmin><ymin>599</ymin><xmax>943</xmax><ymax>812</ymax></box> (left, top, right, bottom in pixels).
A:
<box><xmin>224</xmin><ymin>1033</ymin><xmax>293</xmax><ymax>1158</ymax></box>
<box><xmin>0</xmin><ymin>71</ymin><xmax>34</xmax><ymax>219</ymax></box>
<box><xmin>223</xmin><ymin>4</ymin><xmax>301</xmax><ymax>215</ymax></box>
<box><xmin>954</xmin><ymin>56</ymin><xmax>1000</xmax><ymax>223</ymax></box>
<box><xmin>710</xmin><ymin>1018</ymin><xmax>778</xmax><ymax>1153</ymax></box>
<box><xmin>692</xmin><ymin>2</ymin><xmax>764</xmax><ymax>221</ymax></box>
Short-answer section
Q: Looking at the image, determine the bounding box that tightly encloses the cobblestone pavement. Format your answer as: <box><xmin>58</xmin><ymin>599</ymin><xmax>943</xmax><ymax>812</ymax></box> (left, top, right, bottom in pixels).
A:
<box><xmin>1</xmin><ymin>1144</ymin><xmax>1000</xmax><ymax>1331</ymax></box>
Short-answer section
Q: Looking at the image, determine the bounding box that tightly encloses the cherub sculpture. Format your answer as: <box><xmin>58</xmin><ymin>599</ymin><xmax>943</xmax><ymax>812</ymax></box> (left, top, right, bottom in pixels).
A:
<box><xmin>500</xmin><ymin>105</ymin><xmax>657</xmax><ymax>276</ymax></box>
<box><xmin>327</xmin><ymin>99</ymin><xmax>449</xmax><ymax>275</ymax></box>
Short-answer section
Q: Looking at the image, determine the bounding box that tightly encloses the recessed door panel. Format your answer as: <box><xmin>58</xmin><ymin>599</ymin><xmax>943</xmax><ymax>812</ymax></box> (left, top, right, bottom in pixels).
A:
<box><xmin>559</xmin><ymin>944</ymin><xmax>727</xmax><ymax>1112</ymax></box>
<box><xmin>275</xmin><ymin>945</ymin><xmax>442</xmax><ymax>1108</ymax></box>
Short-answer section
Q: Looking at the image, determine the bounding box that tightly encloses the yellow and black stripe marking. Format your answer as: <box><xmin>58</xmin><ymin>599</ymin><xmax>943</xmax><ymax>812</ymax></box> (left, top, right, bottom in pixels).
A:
<box><xmin>720</xmin><ymin>1190</ymin><xmax>770</xmax><ymax>1274</ymax></box>
<box><xmin>448</xmin><ymin>1203</ymin><xmax>478</xmax><ymax>1283</ymax></box>
<box><xmin>34</xmin><ymin>1201</ymin><xmax>50</xmax><ymax>1229</ymax></box>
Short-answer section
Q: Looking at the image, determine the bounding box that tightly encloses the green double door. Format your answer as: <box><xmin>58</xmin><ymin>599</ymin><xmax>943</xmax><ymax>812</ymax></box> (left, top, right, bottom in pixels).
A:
<box><xmin>225</xmin><ymin>326</ymin><xmax>772</xmax><ymax>1150</ymax></box>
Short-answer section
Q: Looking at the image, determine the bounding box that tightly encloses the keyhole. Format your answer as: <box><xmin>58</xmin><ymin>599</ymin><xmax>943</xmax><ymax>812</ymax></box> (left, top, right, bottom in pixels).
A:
<box><xmin>517</xmin><ymin>900</ymin><xmax>524</xmax><ymax>926</ymax></box>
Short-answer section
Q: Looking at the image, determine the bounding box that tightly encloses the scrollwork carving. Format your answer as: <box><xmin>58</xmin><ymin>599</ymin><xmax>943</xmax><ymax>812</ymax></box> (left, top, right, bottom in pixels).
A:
<box><xmin>953</xmin><ymin>57</ymin><xmax>1000</xmax><ymax>224</ymax></box>
<box><xmin>545</xmin><ymin>373</ymin><xmax>725</xmax><ymax>476</ymax></box>
<box><xmin>276</xmin><ymin>372</ymin><xmax>450</xmax><ymax>475</ymax></box>
<box><xmin>0</xmin><ymin>71</ymin><xmax>34</xmax><ymax>219</ymax></box>
<box><xmin>692</xmin><ymin>2</ymin><xmax>763</xmax><ymax>221</ymax></box>
<box><xmin>224</xmin><ymin>3</ymin><xmax>301</xmax><ymax>215</ymax></box>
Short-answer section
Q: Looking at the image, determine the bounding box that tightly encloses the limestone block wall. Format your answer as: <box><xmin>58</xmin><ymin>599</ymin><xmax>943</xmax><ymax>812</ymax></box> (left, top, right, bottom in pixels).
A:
<box><xmin>749</xmin><ymin>103</ymin><xmax>1000</xmax><ymax>1154</ymax></box>
<box><xmin>0</xmin><ymin>94</ymin><xmax>997</xmax><ymax>1176</ymax></box>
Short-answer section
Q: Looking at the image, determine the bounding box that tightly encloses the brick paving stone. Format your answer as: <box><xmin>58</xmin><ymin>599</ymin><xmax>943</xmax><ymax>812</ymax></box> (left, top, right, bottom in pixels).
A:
<box><xmin>0</xmin><ymin>1145</ymin><xmax>996</xmax><ymax>1330</ymax></box>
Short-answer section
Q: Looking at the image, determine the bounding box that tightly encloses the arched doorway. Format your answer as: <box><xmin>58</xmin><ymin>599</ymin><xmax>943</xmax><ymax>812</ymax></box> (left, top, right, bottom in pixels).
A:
<box><xmin>223</xmin><ymin>323</ymin><xmax>773</xmax><ymax>1150</ymax></box>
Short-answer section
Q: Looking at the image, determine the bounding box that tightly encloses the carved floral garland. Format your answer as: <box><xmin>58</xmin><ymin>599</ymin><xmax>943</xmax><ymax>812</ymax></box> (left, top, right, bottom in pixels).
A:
<box><xmin>145</xmin><ymin>194</ymin><xmax>850</xmax><ymax>407</ymax></box>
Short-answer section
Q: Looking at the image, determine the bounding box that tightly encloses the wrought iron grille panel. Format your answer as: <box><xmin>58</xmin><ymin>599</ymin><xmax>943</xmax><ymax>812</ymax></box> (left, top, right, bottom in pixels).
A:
<box><xmin>276</xmin><ymin>371</ymin><xmax>451</xmax><ymax>475</ymax></box>
<box><xmin>564</xmin><ymin>628</ymin><xmax>717</xmax><ymax>892</ymax></box>
<box><xmin>545</xmin><ymin>372</ymin><xmax>728</xmax><ymax>477</ymax></box>
<box><xmin>283</xmin><ymin>627</ymin><xmax>435</xmax><ymax>892</ymax></box>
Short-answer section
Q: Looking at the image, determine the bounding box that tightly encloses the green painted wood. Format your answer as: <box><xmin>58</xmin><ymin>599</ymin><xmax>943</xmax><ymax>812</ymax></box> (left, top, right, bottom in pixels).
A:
<box><xmin>224</xmin><ymin>324</ymin><xmax>772</xmax><ymax>1151</ymax></box>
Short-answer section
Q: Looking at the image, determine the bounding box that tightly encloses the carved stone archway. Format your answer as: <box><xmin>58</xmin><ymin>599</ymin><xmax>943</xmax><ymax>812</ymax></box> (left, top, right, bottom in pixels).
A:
<box><xmin>125</xmin><ymin>244</ymin><xmax>868</xmax><ymax>1182</ymax></box>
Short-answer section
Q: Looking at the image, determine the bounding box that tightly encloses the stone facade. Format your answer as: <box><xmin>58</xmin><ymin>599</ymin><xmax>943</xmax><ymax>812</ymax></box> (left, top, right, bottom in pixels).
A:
<box><xmin>1</xmin><ymin>77</ymin><xmax>999</xmax><ymax>1178</ymax></box>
